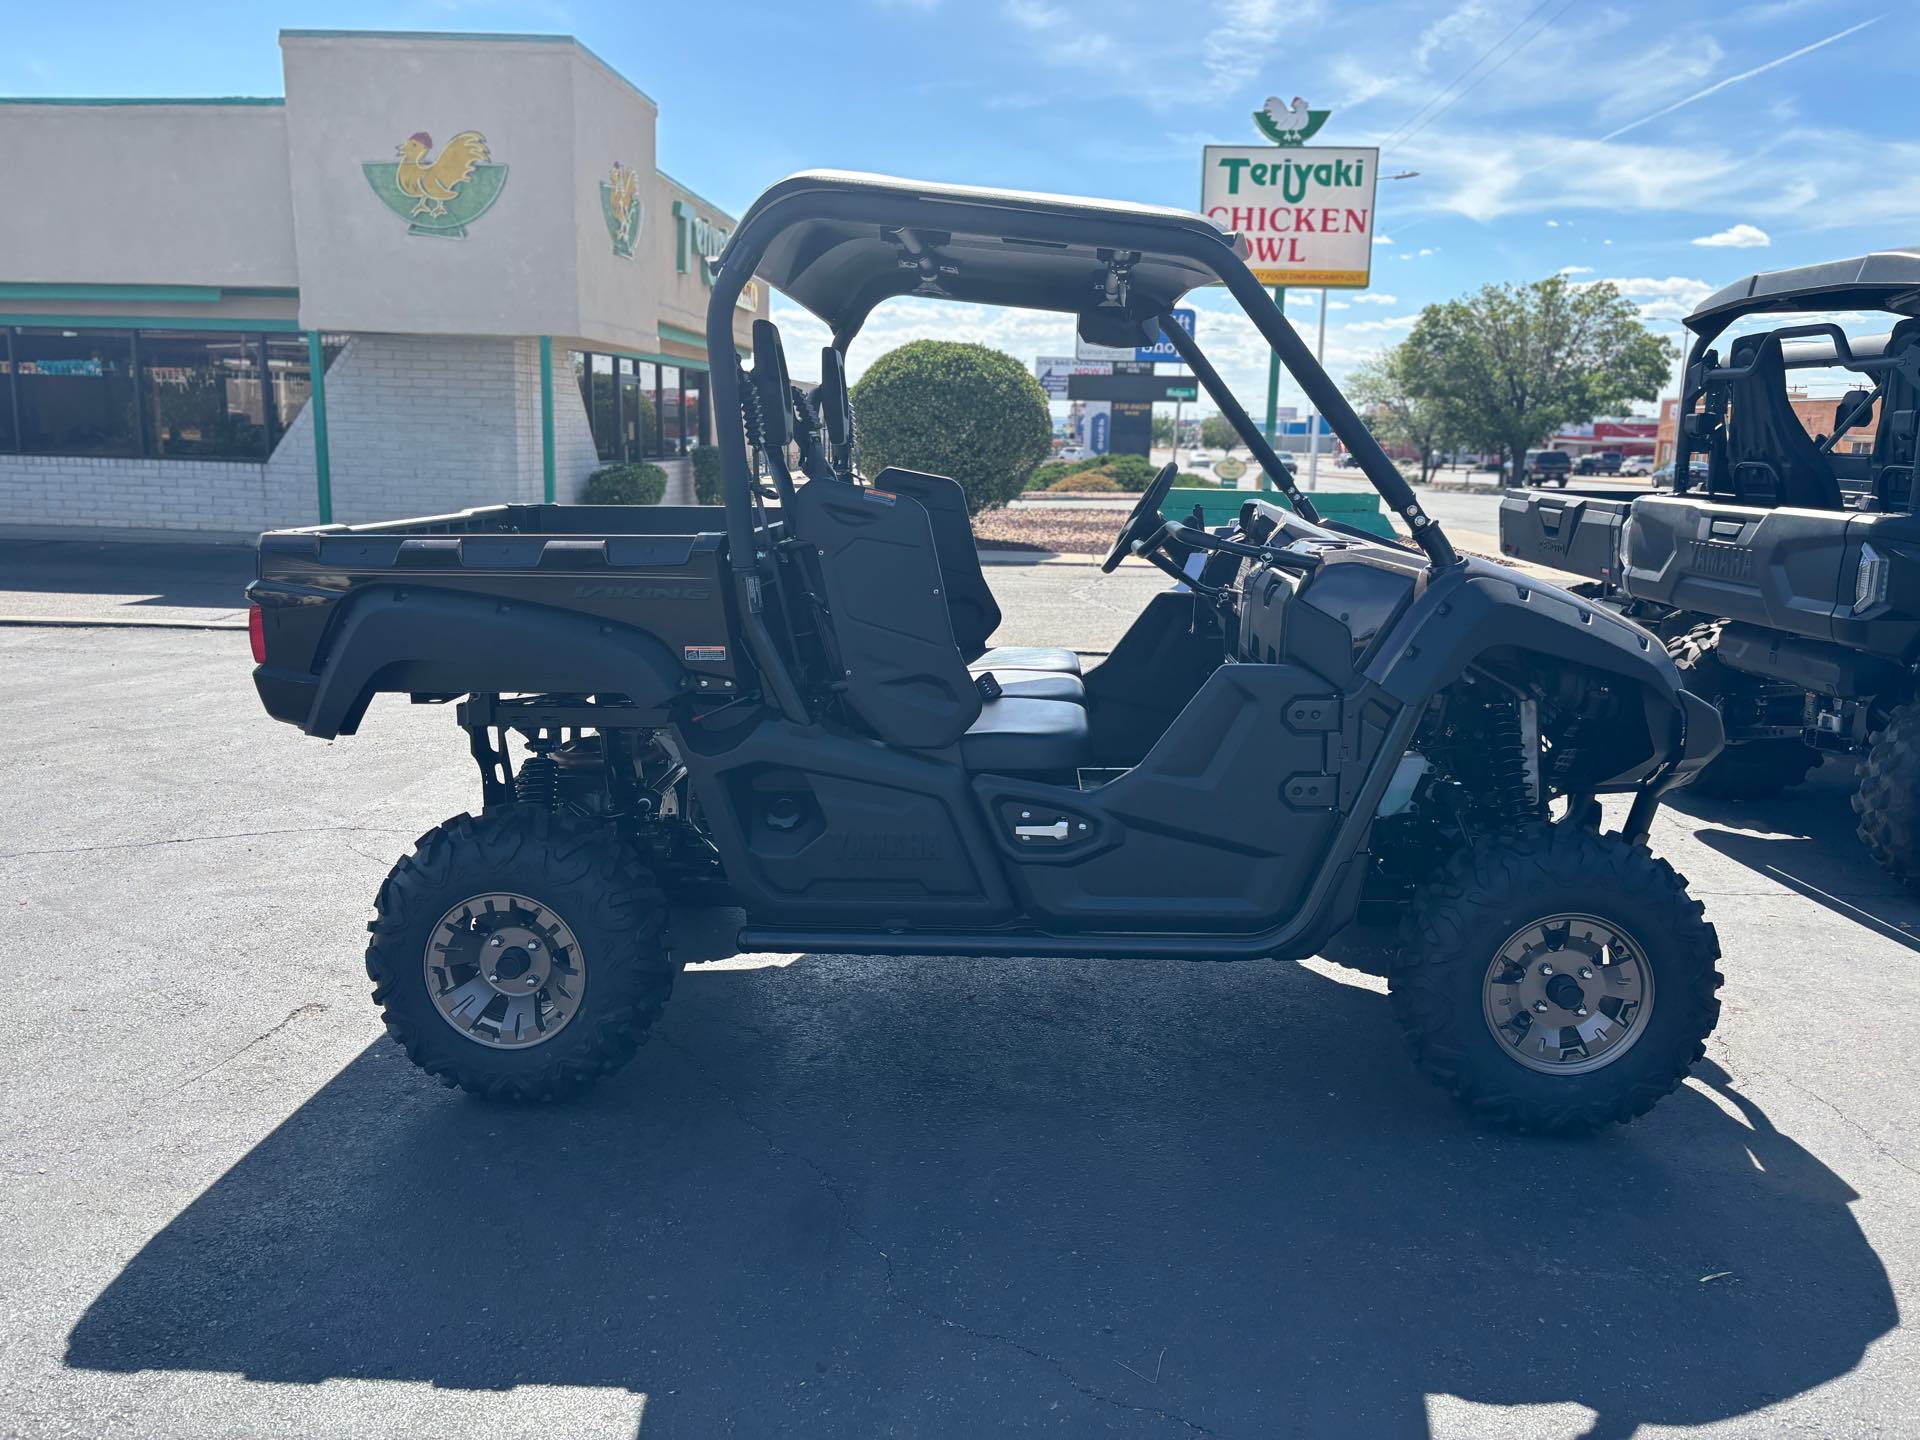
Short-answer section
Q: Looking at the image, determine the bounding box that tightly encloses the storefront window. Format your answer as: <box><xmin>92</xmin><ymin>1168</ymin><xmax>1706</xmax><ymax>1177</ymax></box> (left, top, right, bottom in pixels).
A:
<box><xmin>571</xmin><ymin>350</ymin><xmax>709</xmax><ymax>463</ymax></box>
<box><xmin>13</xmin><ymin>328</ymin><xmax>139</xmax><ymax>456</ymax></box>
<box><xmin>0</xmin><ymin>332</ymin><xmax>15</xmax><ymax>453</ymax></box>
<box><xmin>588</xmin><ymin>353</ymin><xmax>617</xmax><ymax>461</ymax></box>
<box><xmin>661</xmin><ymin>365</ymin><xmax>691</xmax><ymax>455</ymax></box>
<box><xmin>142</xmin><ymin>331</ymin><xmax>267</xmax><ymax>458</ymax></box>
<box><xmin>0</xmin><ymin>326</ymin><xmax>341</xmax><ymax>460</ymax></box>
<box><xmin>267</xmin><ymin>333</ymin><xmax>345</xmax><ymax>440</ymax></box>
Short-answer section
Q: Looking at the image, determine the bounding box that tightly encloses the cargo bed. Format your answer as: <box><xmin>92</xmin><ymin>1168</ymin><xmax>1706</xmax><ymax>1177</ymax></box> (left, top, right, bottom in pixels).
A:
<box><xmin>248</xmin><ymin>503</ymin><xmax>744</xmax><ymax>738</ymax></box>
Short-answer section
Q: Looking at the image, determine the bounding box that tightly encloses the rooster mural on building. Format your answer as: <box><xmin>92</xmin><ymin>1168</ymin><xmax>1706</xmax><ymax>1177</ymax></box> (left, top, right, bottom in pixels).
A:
<box><xmin>394</xmin><ymin>130</ymin><xmax>491</xmax><ymax>219</ymax></box>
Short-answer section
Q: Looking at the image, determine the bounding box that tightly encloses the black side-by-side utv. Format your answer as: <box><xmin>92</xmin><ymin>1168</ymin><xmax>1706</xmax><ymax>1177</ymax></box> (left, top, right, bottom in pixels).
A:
<box><xmin>249</xmin><ymin>171</ymin><xmax>1725</xmax><ymax>1132</ymax></box>
<box><xmin>1499</xmin><ymin>251</ymin><xmax>1920</xmax><ymax>883</ymax></box>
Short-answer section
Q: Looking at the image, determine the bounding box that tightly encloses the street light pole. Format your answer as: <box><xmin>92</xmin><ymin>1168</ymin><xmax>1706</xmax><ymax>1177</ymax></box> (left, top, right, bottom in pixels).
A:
<box><xmin>1306</xmin><ymin>287</ymin><xmax>1329</xmax><ymax>490</ymax></box>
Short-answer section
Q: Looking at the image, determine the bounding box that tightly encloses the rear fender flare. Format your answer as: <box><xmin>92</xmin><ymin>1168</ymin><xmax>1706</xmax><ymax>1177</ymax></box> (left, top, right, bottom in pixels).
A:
<box><xmin>307</xmin><ymin>587</ymin><xmax>686</xmax><ymax>738</ymax></box>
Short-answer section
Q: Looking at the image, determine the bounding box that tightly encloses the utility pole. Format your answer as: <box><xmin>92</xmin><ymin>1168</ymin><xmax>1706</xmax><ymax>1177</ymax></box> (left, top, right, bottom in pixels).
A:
<box><xmin>1264</xmin><ymin>285</ymin><xmax>1286</xmax><ymax>440</ymax></box>
<box><xmin>1305</xmin><ymin>287</ymin><xmax>1329</xmax><ymax>490</ymax></box>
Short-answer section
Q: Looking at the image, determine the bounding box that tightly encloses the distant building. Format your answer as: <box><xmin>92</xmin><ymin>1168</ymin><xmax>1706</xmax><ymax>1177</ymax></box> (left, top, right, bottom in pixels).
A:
<box><xmin>1654</xmin><ymin>390</ymin><xmax>1878</xmax><ymax>468</ymax></box>
<box><xmin>0</xmin><ymin>30</ymin><xmax>766</xmax><ymax>541</ymax></box>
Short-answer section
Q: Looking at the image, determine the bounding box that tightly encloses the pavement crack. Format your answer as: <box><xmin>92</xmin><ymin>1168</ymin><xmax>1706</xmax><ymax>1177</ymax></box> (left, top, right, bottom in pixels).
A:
<box><xmin>1</xmin><ymin>824</ymin><xmax>415</xmax><ymax>861</ymax></box>
<box><xmin>663</xmin><ymin>1038</ymin><xmax>1225</xmax><ymax>1437</ymax></box>
<box><xmin>174</xmin><ymin>1002</ymin><xmax>330</xmax><ymax>1090</ymax></box>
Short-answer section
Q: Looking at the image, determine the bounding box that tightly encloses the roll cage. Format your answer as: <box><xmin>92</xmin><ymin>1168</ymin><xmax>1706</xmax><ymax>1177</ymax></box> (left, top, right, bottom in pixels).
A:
<box><xmin>1673</xmin><ymin>248</ymin><xmax>1920</xmax><ymax>507</ymax></box>
<box><xmin>700</xmin><ymin>171</ymin><xmax>1457</xmax><ymax>705</ymax></box>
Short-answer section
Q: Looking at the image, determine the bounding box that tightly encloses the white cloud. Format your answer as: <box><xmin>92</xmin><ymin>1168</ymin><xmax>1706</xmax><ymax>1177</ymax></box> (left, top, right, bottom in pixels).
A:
<box><xmin>1327</xmin><ymin>299</ymin><xmax>1350</xmax><ymax>310</ymax></box>
<box><xmin>1346</xmin><ymin>313</ymin><xmax>1421</xmax><ymax>334</ymax></box>
<box><xmin>1692</xmin><ymin>223</ymin><xmax>1770</xmax><ymax>249</ymax></box>
<box><xmin>1558</xmin><ymin>264</ymin><xmax>1594</xmax><ymax>275</ymax></box>
<box><xmin>1546</xmin><ymin>219</ymin><xmax>1561</xmax><ymax>228</ymax></box>
<box><xmin>1600</xmin><ymin>15</ymin><xmax>1884</xmax><ymax>144</ymax></box>
<box><xmin>1351</xmin><ymin>292</ymin><xmax>1398</xmax><ymax>304</ymax></box>
<box><xmin>1417</xmin><ymin>247</ymin><xmax>1435</xmax><ymax>256</ymax></box>
<box><xmin>1004</xmin><ymin>0</ymin><xmax>1063</xmax><ymax>29</ymax></box>
<box><xmin>1586</xmin><ymin>275</ymin><xmax>1715</xmax><ymax>323</ymax></box>
<box><xmin>1203</xmin><ymin>0</ymin><xmax>1302</xmax><ymax>89</ymax></box>
<box><xmin>1373</xmin><ymin>235</ymin><xmax>1395</xmax><ymax>245</ymax></box>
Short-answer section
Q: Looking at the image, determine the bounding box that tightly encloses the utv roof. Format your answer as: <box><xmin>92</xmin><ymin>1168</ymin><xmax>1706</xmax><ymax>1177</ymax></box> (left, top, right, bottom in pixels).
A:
<box><xmin>723</xmin><ymin>170</ymin><xmax>1244</xmax><ymax>338</ymax></box>
<box><xmin>1687</xmin><ymin>249</ymin><xmax>1920</xmax><ymax>330</ymax></box>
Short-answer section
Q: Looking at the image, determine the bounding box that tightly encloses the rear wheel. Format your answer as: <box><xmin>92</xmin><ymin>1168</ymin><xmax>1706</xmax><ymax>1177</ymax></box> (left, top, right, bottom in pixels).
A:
<box><xmin>1667</xmin><ymin>622</ymin><xmax>1820</xmax><ymax>799</ymax></box>
<box><xmin>1389</xmin><ymin>825</ymin><xmax>1721</xmax><ymax>1134</ymax></box>
<box><xmin>1854</xmin><ymin>702</ymin><xmax>1920</xmax><ymax>889</ymax></box>
<box><xmin>365</xmin><ymin>805</ymin><xmax>674</xmax><ymax>1101</ymax></box>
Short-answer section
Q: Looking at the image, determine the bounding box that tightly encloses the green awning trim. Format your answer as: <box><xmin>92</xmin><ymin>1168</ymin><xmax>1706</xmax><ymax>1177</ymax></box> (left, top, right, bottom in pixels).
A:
<box><xmin>0</xmin><ymin>314</ymin><xmax>301</xmax><ymax>332</ymax></box>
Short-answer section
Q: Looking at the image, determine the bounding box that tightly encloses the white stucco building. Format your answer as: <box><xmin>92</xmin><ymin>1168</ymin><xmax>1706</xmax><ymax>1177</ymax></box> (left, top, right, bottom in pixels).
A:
<box><xmin>0</xmin><ymin>29</ymin><xmax>766</xmax><ymax>540</ymax></box>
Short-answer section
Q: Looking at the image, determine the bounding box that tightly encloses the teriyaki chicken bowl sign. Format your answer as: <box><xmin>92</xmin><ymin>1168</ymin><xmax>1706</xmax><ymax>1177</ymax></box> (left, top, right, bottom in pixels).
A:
<box><xmin>1201</xmin><ymin>146</ymin><xmax>1378</xmax><ymax>288</ymax></box>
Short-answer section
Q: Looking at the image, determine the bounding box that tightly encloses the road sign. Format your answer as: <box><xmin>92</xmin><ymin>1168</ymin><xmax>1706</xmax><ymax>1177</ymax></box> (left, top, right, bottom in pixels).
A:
<box><xmin>1075</xmin><ymin>307</ymin><xmax>1197</xmax><ymax>363</ymax></box>
<box><xmin>1214</xmin><ymin>456</ymin><xmax>1247</xmax><ymax>481</ymax></box>
<box><xmin>1200</xmin><ymin>146</ymin><xmax>1378</xmax><ymax>288</ymax></box>
<box><xmin>1067</xmin><ymin>372</ymin><xmax>1202</xmax><ymax>403</ymax></box>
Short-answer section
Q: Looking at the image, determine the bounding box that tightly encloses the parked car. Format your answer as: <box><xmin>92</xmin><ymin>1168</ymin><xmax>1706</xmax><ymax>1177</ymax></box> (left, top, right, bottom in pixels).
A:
<box><xmin>1521</xmin><ymin>449</ymin><xmax>1573</xmax><ymax>486</ymax></box>
<box><xmin>1620</xmin><ymin>456</ymin><xmax>1652</xmax><ymax>476</ymax></box>
<box><xmin>248</xmin><ymin>168</ymin><xmax>1726</xmax><ymax>1133</ymax></box>
<box><xmin>1575</xmin><ymin>451</ymin><xmax>1625</xmax><ymax>476</ymax></box>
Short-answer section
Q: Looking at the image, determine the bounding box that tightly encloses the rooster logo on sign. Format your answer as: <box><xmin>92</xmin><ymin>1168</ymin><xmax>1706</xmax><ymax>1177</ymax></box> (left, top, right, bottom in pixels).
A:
<box><xmin>1252</xmin><ymin>96</ymin><xmax>1331</xmax><ymax>146</ymax></box>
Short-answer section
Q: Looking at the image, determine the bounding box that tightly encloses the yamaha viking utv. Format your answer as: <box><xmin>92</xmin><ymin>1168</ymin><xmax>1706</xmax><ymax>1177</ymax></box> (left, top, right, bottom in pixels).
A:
<box><xmin>1499</xmin><ymin>252</ymin><xmax>1920</xmax><ymax>884</ymax></box>
<box><xmin>248</xmin><ymin>172</ymin><xmax>1725</xmax><ymax>1133</ymax></box>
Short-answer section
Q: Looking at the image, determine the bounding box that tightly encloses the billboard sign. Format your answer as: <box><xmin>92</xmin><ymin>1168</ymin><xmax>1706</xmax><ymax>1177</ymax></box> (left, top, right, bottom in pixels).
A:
<box><xmin>1067</xmin><ymin>373</ymin><xmax>1203</xmax><ymax>403</ymax></box>
<box><xmin>1075</xmin><ymin>307</ymin><xmax>1196</xmax><ymax>363</ymax></box>
<box><xmin>1035</xmin><ymin>355</ymin><xmax>1111</xmax><ymax>399</ymax></box>
<box><xmin>1200</xmin><ymin>146</ymin><xmax>1378</xmax><ymax>288</ymax></box>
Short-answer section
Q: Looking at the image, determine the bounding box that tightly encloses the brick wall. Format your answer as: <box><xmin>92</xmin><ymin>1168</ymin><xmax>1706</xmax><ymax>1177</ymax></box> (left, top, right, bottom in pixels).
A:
<box><xmin>0</xmin><ymin>333</ymin><xmax>611</xmax><ymax>537</ymax></box>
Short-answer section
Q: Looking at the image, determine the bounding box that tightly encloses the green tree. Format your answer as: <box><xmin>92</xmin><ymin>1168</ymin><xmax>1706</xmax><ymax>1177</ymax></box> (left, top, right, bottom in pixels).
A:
<box><xmin>850</xmin><ymin>340</ymin><xmax>1053</xmax><ymax>514</ymax></box>
<box><xmin>1199</xmin><ymin>413</ymin><xmax>1240</xmax><ymax>453</ymax></box>
<box><xmin>1401</xmin><ymin>276</ymin><xmax>1672</xmax><ymax>485</ymax></box>
<box><xmin>1349</xmin><ymin>343</ymin><xmax>1454</xmax><ymax>485</ymax></box>
<box><xmin>1151</xmin><ymin>411</ymin><xmax>1177</xmax><ymax>446</ymax></box>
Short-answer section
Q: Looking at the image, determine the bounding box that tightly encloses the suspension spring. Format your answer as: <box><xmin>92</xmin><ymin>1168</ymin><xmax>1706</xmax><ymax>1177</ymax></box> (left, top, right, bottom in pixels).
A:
<box><xmin>514</xmin><ymin>736</ymin><xmax>560</xmax><ymax>809</ymax></box>
<box><xmin>1484</xmin><ymin>703</ymin><xmax>1536</xmax><ymax>825</ymax></box>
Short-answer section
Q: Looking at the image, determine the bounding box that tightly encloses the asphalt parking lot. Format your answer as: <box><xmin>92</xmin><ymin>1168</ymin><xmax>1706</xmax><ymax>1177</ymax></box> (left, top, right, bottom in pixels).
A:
<box><xmin>4</xmin><ymin>549</ymin><xmax>1920</xmax><ymax>1438</ymax></box>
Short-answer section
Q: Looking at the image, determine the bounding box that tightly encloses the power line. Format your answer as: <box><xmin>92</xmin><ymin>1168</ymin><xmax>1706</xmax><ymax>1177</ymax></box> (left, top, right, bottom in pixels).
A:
<box><xmin>1386</xmin><ymin>0</ymin><xmax>1582</xmax><ymax>154</ymax></box>
<box><xmin>1378</xmin><ymin>0</ymin><xmax>1560</xmax><ymax>152</ymax></box>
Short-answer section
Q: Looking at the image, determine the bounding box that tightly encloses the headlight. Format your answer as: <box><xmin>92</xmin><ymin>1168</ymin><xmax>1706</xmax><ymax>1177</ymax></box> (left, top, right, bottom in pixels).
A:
<box><xmin>1857</xmin><ymin>544</ymin><xmax>1889</xmax><ymax>613</ymax></box>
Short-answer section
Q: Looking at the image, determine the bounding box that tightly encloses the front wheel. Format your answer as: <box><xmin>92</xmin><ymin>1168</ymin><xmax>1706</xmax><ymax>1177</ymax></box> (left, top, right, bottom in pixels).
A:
<box><xmin>1389</xmin><ymin>825</ymin><xmax>1721</xmax><ymax>1134</ymax></box>
<box><xmin>365</xmin><ymin>805</ymin><xmax>675</xmax><ymax>1101</ymax></box>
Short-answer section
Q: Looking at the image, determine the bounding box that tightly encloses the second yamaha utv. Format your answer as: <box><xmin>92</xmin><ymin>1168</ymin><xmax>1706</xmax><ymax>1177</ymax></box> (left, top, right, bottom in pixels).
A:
<box><xmin>1499</xmin><ymin>252</ymin><xmax>1920</xmax><ymax>885</ymax></box>
<box><xmin>248</xmin><ymin>171</ymin><xmax>1725</xmax><ymax>1132</ymax></box>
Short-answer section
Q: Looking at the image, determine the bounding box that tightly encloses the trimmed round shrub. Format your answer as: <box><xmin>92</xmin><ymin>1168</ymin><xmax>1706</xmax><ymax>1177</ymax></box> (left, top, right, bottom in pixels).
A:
<box><xmin>1048</xmin><ymin>473</ymin><xmax>1121</xmax><ymax>492</ymax></box>
<box><xmin>850</xmin><ymin>340</ymin><xmax>1053</xmax><ymax>514</ymax></box>
<box><xmin>583</xmin><ymin>462</ymin><xmax>668</xmax><ymax>505</ymax></box>
<box><xmin>1026</xmin><ymin>457</ymin><xmax>1104</xmax><ymax>491</ymax></box>
<box><xmin>1088</xmin><ymin>453</ymin><xmax>1160</xmax><ymax>491</ymax></box>
<box><xmin>689</xmin><ymin>445</ymin><xmax>723</xmax><ymax>506</ymax></box>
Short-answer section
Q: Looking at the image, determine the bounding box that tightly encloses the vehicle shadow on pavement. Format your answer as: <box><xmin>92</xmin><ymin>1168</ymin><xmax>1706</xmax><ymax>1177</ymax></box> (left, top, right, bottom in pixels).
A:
<box><xmin>1671</xmin><ymin>761</ymin><xmax>1920</xmax><ymax>953</ymax></box>
<box><xmin>66</xmin><ymin>954</ymin><xmax>1892</xmax><ymax>1439</ymax></box>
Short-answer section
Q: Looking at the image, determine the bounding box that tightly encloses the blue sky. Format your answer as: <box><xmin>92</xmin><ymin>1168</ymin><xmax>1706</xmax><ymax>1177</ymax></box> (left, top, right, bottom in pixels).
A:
<box><xmin>7</xmin><ymin>0</ymin><xmax>1916</xmax><ymax>412</ymax></box>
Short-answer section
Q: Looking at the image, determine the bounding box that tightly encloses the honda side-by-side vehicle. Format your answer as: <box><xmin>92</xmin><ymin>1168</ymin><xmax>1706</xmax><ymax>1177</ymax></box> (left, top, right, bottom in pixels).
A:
<box><xmin>1499</xmin><ymin>252</ymin><xmax>1920</xmax><ymax>884</ymax></box>
<box><xmin>248</xmin><ymin>171</ymin><xmax>1726</xmax><ymax>1132</ymax></box>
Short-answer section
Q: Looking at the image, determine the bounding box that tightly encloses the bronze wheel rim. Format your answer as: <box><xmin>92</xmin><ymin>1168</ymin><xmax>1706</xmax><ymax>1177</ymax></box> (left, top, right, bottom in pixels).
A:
<box><xmin>1481</xmin><ymin>913</ymin><xmax>1654</xmax><ymax>1076</ymax></box>
<box><xmin>422</xmin><ymin>892</ymin><xmax>586</xmax><ymax>1049</ymax></box>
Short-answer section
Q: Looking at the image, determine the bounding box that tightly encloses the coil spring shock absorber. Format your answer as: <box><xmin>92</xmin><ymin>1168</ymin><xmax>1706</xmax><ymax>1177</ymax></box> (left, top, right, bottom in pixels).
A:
<box><xmin>514</xmin><ymin>734</ymin><xmax>559</xmax><ymax>808</ymax></box>
<box><xmin>1484</xmin><ymin>702</ymin><xmax>1538</xmax><ymax>825</ymax></box>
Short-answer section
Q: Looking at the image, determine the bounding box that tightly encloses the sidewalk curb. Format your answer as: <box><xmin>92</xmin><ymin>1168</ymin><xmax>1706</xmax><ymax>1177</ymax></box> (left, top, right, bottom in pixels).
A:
<box><xmin>0</xmin><ymin>614</ymin><xmax>247</xmax><ymax>631</ymax></box>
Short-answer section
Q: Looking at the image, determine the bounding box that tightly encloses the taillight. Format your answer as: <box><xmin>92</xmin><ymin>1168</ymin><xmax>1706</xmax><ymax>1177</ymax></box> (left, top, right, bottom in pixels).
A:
<box><xmin>248</xmin><ymin>603</ymin><xmax>266</xmax><ymax>664</ymax></box>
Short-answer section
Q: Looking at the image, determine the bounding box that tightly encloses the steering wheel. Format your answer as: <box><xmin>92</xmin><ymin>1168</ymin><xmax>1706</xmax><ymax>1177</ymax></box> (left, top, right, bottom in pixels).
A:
<box><xmin>1101</xmin><ymin>463</ymin><xmax>1181</xmax><ymax>573</ymax></box>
